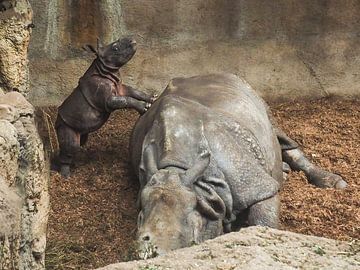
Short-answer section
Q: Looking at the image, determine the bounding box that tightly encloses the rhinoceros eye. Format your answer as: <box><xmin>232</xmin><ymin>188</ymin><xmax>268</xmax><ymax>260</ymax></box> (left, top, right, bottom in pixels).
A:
<box><xmin>112</xmin><ymin>45</ymin><xmax>119</xmax><ymax>51</ymax></box>
<box><xmin>148</xmin><ymin>177</ymin><xmax>157</xmax><ymax>186</ymax></box>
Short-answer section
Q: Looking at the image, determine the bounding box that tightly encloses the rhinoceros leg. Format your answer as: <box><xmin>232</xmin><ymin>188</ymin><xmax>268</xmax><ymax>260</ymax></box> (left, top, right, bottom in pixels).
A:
<box><xmin>124</xmin><ymin>85</ymin><xmax>157</xmax><ymax>103</ymax></box>
<box><xmin>106</xmin><ymin>96</ymin><xmax>151</xmax><ymax>115</ymax></box>
<box><xmin>248</xmin><ymin>194</ymin><xmax>280</xmax><ymax>228</ymax></box>
<box><xmin>80</xmin><ymin>133</ymin><xmax>89</xmax><ymax>146</ymax></box>
<box><xmin>282</xmin><ymin>162</ymin><xmax>291</xmax><ymax>181</ymax></box>
<box><xmin>266</xmin><ymin>105</ymin><xmax>347</xmax><ymax>189</ymax></box>
<box><xmin>55</xmin><ymin>118</ymin><xmax>81</xmax><ymax>178</ymax></box>
<box><xmin>282</xmin><ymin>148</ymin><xmax>347</xmax><ymax>189</ymax></box>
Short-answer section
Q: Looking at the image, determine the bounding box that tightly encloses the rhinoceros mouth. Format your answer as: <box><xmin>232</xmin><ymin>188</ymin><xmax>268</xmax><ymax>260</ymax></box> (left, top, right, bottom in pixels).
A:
<box><xmin>137</xmin><ymin>242</ymin><xmax>160</xmax><ymax>260</ymax></box>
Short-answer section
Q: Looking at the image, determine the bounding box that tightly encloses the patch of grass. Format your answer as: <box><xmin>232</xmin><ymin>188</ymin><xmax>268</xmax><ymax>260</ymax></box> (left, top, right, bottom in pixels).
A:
<box><xmin>121</xmin><ymin>241</ymin><xmax>140</xmax><ymax>262</ymax></box>
<box><xmin>313</xmin><ymin>245</ymin><xmax>326</xmax><ymax>256</ymax></box>
<box><xmin>224</xmin><ymin>241</ymin><xmax>249</xmax><ymax>249</ymax></box>
<box><xmin>139</xmin><ymin>265</ymin><xmax>161</xmax><ymax>270</ymax></box>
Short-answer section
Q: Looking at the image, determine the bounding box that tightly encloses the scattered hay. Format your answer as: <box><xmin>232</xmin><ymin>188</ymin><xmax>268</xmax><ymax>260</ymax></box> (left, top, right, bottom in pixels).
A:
<box><xmin>40</xmin><ymin>97</ymin><xmax>360</xmax><ymax>269</ymax></box>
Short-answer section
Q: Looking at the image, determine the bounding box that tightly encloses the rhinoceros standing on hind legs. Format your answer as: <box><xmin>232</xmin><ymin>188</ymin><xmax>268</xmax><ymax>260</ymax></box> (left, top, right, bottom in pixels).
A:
<box><xmin>55</xmin><ymin>37</ymin><xmax>156</xmax><ymax>178</ymax></box>
<box><xmin>130</xmin><ymin>73</ymin><xmax>347</xmax><ymax>258</ymax></box>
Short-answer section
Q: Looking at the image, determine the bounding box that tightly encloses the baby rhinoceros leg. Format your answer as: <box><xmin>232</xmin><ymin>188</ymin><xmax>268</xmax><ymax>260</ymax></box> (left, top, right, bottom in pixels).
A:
<box><xmin>80</xmin><ymin>133</ymin><xmax>89</xmax><ymax>146</ymax></box>
<box><xmin>248</xmin><ymin>194</ymin><xmax>280</xmax><ymax>228</ymax></box>
<box><xmin>282</xmin><ymin>148</ymin><xmax>347</xmax><ymax>189</ymax></box>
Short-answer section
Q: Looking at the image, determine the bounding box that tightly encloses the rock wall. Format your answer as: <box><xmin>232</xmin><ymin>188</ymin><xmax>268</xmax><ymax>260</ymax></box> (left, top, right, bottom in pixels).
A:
<box><xmin>28</xmin><ymin>0</ymin><xmax>360</xmax><ymax>106</ymax></box>
<box><xmin>0</xmin><ymin>0</ymin><xmax>33</xmax><ymax>96</ymax></box>
<box><xmin>96</xmin><ymin>226</ymin><xmax>359</xmax><ymax>270</ymax></box>
<box><xmin>0</xmin><ymin>75</ymin><xmax>49</xmax><ymax>269</ymax></box>
<box><xmin>0</xmin><ymin>2</ymin><xmax>49</xmax><ymax>269</ymax></box>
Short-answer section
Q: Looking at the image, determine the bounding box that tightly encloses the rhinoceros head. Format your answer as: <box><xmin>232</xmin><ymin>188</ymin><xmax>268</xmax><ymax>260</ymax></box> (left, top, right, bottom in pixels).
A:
<box><xmin>83</xmin><ymin>37</ymin><xmax>137</xmax><ymax>68</ymax></box>
<box><xmin>137</xmin><ymin>152</ymin><xmax>233</xmax><ymax>259</ymax></box>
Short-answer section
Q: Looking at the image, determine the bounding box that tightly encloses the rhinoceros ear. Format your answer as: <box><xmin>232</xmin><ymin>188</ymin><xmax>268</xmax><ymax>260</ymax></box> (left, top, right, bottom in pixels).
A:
<box><xmin>82</xmin><ymin>44</ymin><xmax>98</xmax><ymax>55</ymax></box>
<box><xmin>142</xmin><ymin>143</ymin><xmax>159</xmax><ymax>182</ymax></box>
<box><xmin>182</xmin><ymin>151</ymin><xmax>210</xmax><ymax>186</ymax></box>
<box><xmin>97</xmin><ymin>37</ymin><xmax>104</xmax><ymax>56</ymax></box>
<box><xmin>195</xmin><ymin>177</ymin><xmax>233</xmax><ymax>224</ymax></box>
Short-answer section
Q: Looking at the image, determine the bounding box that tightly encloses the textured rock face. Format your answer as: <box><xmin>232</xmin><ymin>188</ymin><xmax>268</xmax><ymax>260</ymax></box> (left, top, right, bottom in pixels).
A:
<box><xmin>0</xmin><ymin>91</ymin><xmax>49</xmax><ymax>270</ymax></box>
<box><xmin>0</xmin><ymin>0</ymin><xmax>33</xmax><ymax>96</ymax></box>
<box><xmin>28</xmin><ymin>0</ymin><xmax>360</xmax><ymax>105</ymax></box>
<box><xmin>96</xmin><ymin>226</ymin><xmax>359</xmax><ymax>270</ymax></box>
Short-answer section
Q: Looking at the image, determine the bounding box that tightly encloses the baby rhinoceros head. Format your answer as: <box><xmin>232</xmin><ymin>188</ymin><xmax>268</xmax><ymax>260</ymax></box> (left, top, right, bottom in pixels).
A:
<box><xmin>84</xmin><ymin>37</ymin><xmax>137</xmax><ymax>68</ymax></box>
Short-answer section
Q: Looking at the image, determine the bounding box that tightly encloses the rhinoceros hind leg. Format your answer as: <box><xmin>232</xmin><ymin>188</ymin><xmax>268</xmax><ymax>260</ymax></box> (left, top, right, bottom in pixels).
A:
<box><xmin>276</xmin><ymin>130</ymin><xmax>298</xmax><ymax>150</ymax></box>
<box><xmin>282</xmin><ymin>148</ymin><xmax>347</xmax><ymax>189</ymax></box>
<box><xmin>282</xmin><ymin>162</ymin><xmax>291</xmax><ymax>181</ymax></box>
<box><xmin>56</xmin><ymin>121</ymin><xmax>81</xmax><ymax>178</ymax></box>
<box><xmin>248</xmin><ymin>194</ymin><xmax>280</xmax><ymax>229</ymax></box>
<box><xmin>80</xmin><ymin>133</ymin><xmax>89</xmax><ymax>146</ymax></box>
<box><xmin>60</xmin><ymin>165</ymin><xmax>71</xmax><ymax>178</ymax></box>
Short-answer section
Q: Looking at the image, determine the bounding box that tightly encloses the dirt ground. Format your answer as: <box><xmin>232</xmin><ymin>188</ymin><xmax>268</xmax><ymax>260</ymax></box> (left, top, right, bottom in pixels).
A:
<box><xmin>39</xmin><ymin>97</ymin><xmax>360</xmax><ymax>269</ymax></box>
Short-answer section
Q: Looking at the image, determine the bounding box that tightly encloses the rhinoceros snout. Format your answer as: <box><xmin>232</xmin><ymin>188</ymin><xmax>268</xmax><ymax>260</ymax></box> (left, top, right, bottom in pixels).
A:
<box><xmin>137</xmin><ymin>233</ymin><xmax>161</xmax><ymax>259</ymax></box>
<box><xmin>139</xmin><ymin>233</ymin><xmax>156</xmax><ymax>246</ymax></box>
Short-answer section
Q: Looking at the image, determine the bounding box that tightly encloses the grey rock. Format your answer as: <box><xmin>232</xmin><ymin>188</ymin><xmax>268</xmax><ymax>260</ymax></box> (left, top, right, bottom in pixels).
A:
<box><xmin>96</xmin><ymin>226</ymin><xmax>360</xmax><ymax>270</ymax></box>
<box><xmin>0</xmin><ymin>92</ymin><xmax>49</xmax><ymax>270</ymax></box>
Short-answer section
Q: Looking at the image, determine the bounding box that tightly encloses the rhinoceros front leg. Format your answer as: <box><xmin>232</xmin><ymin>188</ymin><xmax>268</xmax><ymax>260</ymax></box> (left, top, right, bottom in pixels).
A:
<box><xmin>248</xmin><ymin>194</ymin><xmax>280</xmax><ymax>229</ymax></box>
<box><xmin>282</xmin><ymin>148</ymin><xmax>347</xmax><ymax>189</ymax></box>
<box><xmin>106</xmin><ymin>96</ymin><xmax>151</xmax><ymax>114</ymax></box>
<box><xmin>124</xmin><ymin>85</ymin><xmax>158</xmax><ymax>103</ymax></box>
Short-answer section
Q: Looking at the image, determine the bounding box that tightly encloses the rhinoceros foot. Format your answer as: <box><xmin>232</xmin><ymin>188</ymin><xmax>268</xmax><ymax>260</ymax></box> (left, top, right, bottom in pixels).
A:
<box><xmin>306</xmin><ymin>168</ymin><xmax>347</xmax><ymax>189</ymax></box>
<box><xmin>60</xmin><ymin>165</ymin><xmax>71</xmax><ymax>178</ymax></box>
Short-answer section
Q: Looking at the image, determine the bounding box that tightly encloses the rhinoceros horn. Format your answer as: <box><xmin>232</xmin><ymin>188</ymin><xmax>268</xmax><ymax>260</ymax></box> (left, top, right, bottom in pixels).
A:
<box><xmin>182</xmin><ymin>151</ymin><xmax>211</xmax><ymax>186</ymax></box>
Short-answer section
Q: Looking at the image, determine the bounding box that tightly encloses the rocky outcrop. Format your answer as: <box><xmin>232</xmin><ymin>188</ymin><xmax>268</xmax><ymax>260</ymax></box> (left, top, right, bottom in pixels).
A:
<box><xmin>96</xmin><ymin>226</ymin><xmax>359</xmax><ymax>270</ymax></box>
<box><xmin>0</xmin><ymin>0</ymin><xmax>33</xmax><ymax>96</ymax></box>
<box><xmin>0</xmin><ymin>91</ymin><xmax>49</xmax><ymax>270</ymax></box>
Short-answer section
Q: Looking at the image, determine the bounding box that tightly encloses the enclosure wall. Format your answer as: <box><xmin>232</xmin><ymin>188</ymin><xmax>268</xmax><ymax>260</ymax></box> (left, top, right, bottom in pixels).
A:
<box><xmin>28</xmin><ymin>0</ymin><xmax>360</xmax><ymax>105</ymax></box>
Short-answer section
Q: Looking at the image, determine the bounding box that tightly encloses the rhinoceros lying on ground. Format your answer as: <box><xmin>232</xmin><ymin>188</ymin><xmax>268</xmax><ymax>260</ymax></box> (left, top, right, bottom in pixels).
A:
<box><xmin>130</xmin><ymin>74</ymin><xmax>347</xmax><ymax>258</ymax></box>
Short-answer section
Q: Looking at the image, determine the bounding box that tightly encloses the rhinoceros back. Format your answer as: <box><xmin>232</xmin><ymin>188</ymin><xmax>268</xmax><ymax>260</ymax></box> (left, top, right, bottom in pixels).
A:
<box><xmin>162</xmin><ymin>74</ymin><xmax>270</xmax><ymax>135</ymax></box>
<box><xmin>131</xmin><ymin>74</ymin><xmax>280</xmax><ymax>180</ymax></box>
<box><xmin>161</xmin><ymin>74</ymin><xmax>277</xmax><ymax>166</ymax></box>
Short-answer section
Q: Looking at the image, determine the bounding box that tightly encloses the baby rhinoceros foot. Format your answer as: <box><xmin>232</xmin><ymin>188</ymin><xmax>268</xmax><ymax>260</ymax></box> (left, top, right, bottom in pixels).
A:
<box><xmin>150</xmin><ymin>94</ymin><xmax>158</xmax><ymax>103</ymax></box>
<box><xmin>60</xmin><ymin>165</ymin><xmax>71</xmax><ymax>179</ymax></box>
<box><xmin>306</xmin><ymin>167</ymin><xmax>347</xmax><ymax>189</ymax></box>
<box><xmin>141</xmin><ymin>102</ymin><xmax>152</xmax><ymax>114</ymax></box>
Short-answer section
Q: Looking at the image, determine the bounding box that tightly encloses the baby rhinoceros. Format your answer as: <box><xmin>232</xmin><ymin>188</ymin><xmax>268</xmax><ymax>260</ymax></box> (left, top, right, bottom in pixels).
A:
<box><xmin>130</xmin><ymin>73</ymin><xmax>347</xmax><ymax>258</ymax></box>
<box><xmin>55</xmin><ymin>37</ymin><xmax>156</xmax><ymax>178</ymax></box>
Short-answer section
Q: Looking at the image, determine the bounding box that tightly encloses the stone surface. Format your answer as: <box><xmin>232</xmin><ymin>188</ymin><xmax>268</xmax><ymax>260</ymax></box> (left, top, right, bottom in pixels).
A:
<box><xmin>0</xmin><ymin>0</ymin><xmax>33</xmax><ymax>96</ymax></box>
<box><xmin>96</xmin><ymin>226</ymin><xmax>360</xmax><ymax>270</ymax></box>
<box><xmin>28</xmin><ymin>0</ymin><xmax>360</xmax><ymax>106</ymax></box>
<box><xmin>0</xmin><ymin>92</ymin><xmax>49</xmax><ymax>270</ymax></box>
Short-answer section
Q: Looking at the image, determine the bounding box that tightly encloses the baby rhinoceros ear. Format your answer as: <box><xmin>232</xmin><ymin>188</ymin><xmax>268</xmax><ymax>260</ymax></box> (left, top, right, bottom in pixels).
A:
<box><xmin>82</xmin><ymin>44</ymin><xmax>98</xmax><ymax>55</ymax></box>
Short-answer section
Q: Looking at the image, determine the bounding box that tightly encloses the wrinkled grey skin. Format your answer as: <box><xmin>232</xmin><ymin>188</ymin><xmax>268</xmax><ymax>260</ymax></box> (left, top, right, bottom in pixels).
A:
<box><xmin>130</xmin><ymin>74</ymin><xmax>347</xmax><ymax>258</ymax></box>
<box><xmin>0</xmin><ymin>0</ymin><xmax>13</xmax><ymax>12</ymax></box>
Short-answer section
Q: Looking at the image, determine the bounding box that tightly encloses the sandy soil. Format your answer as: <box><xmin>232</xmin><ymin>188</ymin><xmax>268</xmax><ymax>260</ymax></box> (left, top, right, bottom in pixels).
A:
<box><xmin>39</xmin><ymin>97</ymin><xmax>360</xmax><ymax>269</ymax></box>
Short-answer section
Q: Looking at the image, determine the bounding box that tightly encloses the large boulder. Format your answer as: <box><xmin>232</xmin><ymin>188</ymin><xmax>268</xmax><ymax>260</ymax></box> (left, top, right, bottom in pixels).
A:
<box><xmin>96</xmin><ymin>226</ymin><xmax>359</xmax><ymax>270</ymax></box>
<box><xmin>0</xmin><ymin>91</ymin><xmax>49</xmax><ymax>270</ymax></box>
<box><xmin>0</xmin><ymin>0</ymin><xmax>33</xmax><ymax>96</ymax></box>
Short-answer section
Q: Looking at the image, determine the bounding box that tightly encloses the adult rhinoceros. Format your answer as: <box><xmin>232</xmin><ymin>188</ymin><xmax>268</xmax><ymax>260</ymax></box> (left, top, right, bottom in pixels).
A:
<box><xmin>130</xmin><ymin>74</ymin><xmax>346</xmax><ymax>258</ymax></box>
